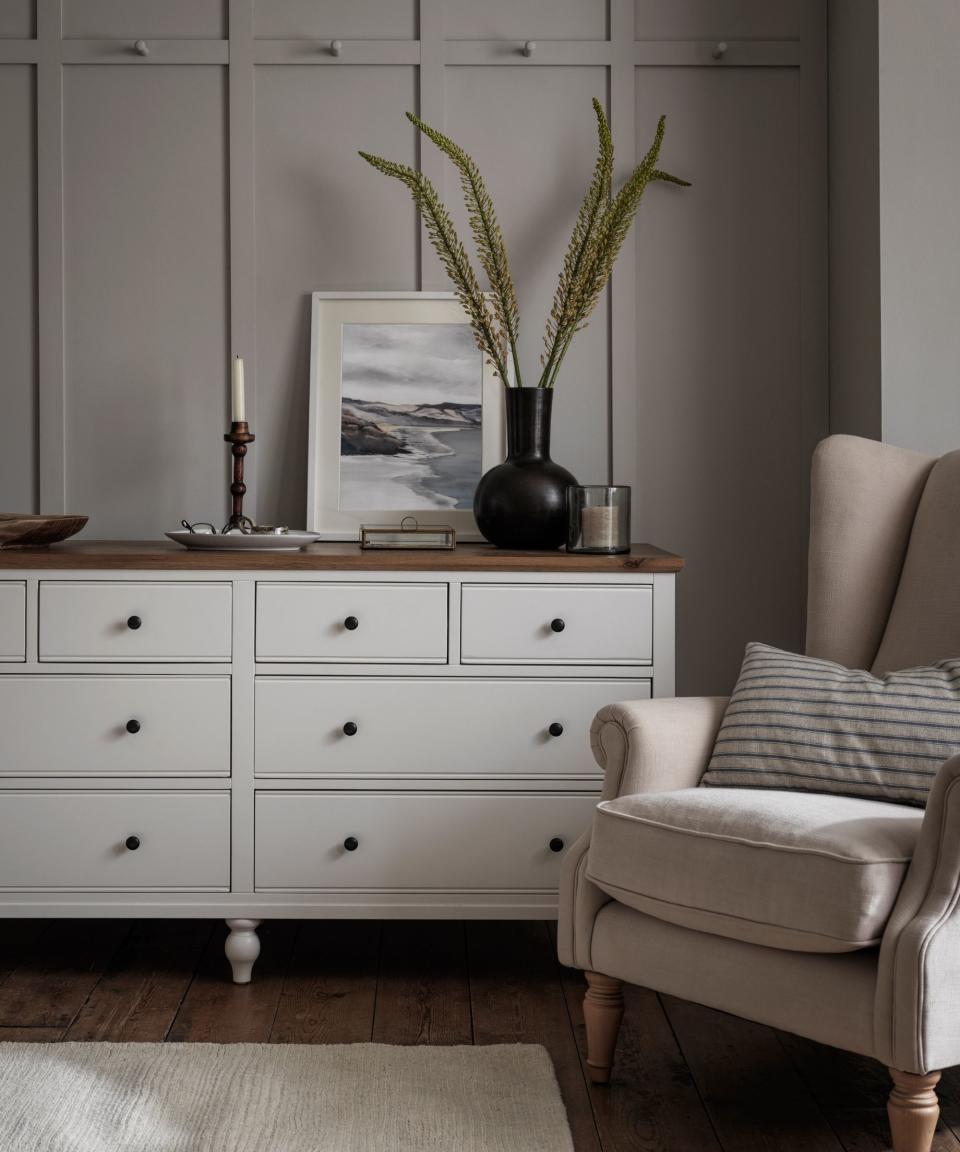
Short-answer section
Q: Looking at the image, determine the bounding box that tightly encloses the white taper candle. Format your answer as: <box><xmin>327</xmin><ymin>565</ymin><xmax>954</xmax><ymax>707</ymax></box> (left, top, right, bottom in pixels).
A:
<box><xmin>231</xmin><ymin>355</ymin><xmax>245</xmax><ymax>423</ymax></box>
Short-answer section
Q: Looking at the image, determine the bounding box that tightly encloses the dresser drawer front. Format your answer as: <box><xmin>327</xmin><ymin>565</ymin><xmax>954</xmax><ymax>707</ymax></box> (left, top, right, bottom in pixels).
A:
<box><xmin>460</xmin><ymin>584</ymin><xmax>653</xmax><ymax>664</ymax></box>
<box><xmin>255</xmin><ymin>677</ymin><xmax>648</xmax><ymax>778</ymax></box>
<box><xmin>0</xmin><ymin>582</ymin><xmax>25</xmax><ymax>661</ymax></box>
<box><xmin>256</xmin><ymin>583</ymin><xmax>447</xmax><ymax>662</ymax></box>
<box><xmin>39</xmin><ymin>582</ymin><xmax>232</xmax><ymax>661</ymax></box>
<box><xmin>0</xmin><ymin>791</ymin><xmax>230</xmax><ymax>889</ymax></box>
<box><xmin>255</xmin><ymin>792</ymin><xmax>597</xmax><ymax>891</ymax></box>
<box><xmin>0</xmin><ymin>676</ymin><xmax>230</xmax><ymax>777</ymax></box>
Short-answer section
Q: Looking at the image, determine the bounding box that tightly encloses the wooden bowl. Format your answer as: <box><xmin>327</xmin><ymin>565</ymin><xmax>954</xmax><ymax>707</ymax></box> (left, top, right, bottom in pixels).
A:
<box><xmin>0</xmin><ymin>514</ymin><xmax>89</xmax><ymax>548</ymax></box>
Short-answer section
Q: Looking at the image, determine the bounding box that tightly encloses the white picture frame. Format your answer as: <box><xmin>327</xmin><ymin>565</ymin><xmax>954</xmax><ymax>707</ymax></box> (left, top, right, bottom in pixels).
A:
<box><xmin>307</xmin><ymin>292</ymin><xmax>505</xmax><ymax>540</ymax></box>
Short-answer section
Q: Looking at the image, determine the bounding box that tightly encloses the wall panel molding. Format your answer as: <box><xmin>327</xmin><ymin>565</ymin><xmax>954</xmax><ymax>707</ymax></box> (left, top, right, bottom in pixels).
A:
<box><xmin>60</xmin><ymin>40</ymin><xmax>228</xmax><ymax>63</ymax></box>
<box><xmin>443</xmin><ymin>41</ymin><xmax>611</xmax><ymax>65</ymax></box>
<box><xmin>17</xmin><ymin>0</ymin><xmax>826</xmax><ymax>693</ymax></box>
<box><xmin>36</xmin><ymin>0</ymin><xmax>65</xmax><ymax>512</ymax></box>
<box><xmin>633</xmin><ymin>40</ymin><xmax>800</xmax><ymax>66</ymax></box>
<box><xmin>229</xmin><ymin>0</ymin><xmax>257</xmax><ymax>520</ymax></box>
<box><xmin>253</xmin><ymin>40</ymin><xmax>420</xmax><ymax>65</ymax></box>
<box><xmin>417</xmin><ymin>0</ymin><xmax>444</xmax><ymax>289</ymax></box>
<box><xmin>610</xmin><ymin>0</ymin><xmax>637</xmax><ymax>490</ymax></box>
<box><xmin>0</xmin><ymin>41</ymin><xmax>39</xmax><ymax>61</ymax></box>
<box><xmin>799</xmin><ymin>0</ymin><xmax>830</xmax><ymax>552</ymax></box>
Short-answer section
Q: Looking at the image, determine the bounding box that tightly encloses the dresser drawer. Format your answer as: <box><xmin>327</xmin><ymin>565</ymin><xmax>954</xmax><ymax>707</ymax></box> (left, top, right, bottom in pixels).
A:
<box><xmin>39</xmin><ymin>582</ymin><xmax>232</xmax><ymax>661</ymax></box>
<box><xmin>0</xmin><ymin>581</ymin><xmax>25</xmax><ymax>661</ymax></box>
<box><xmin>255</xmin><ymin>677</ymin><xmax>648</xmax><ymax>778</ymax></box>
<box><xmin>256</xmin><ymin>582</ymin><xmax>447</xmax><ymax>663</ymax></box>
<box><xmin>0</xmin><ymin>791</ymin><xmax>230</xmax><ymax>889</ymax></box>
<box><xmin>0</xmin><ymin>676</ymin><xmax>230</xmax><ymax>777</ymax></box>
<box><xmin>255</xmin><ymin>792</ymin><xmax>597</xmax><ymax>891</ymax></box>
<box><xmin>460</xmin><ymin>584</ymin><xmax>653</xmax><ymax>664</ymax></box>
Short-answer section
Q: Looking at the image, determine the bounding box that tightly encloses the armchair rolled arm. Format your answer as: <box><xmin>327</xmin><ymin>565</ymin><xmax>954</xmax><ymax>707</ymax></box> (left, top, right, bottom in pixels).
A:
<box><xmin>877</xmin><ymin>754</ymin><xmax>960</xmax><ymax>1073</ymax></box>
<box><xmin>591</xmin><ymin>696</ymin><xmax>729</xmax><ymax>801</ymax></box>
<box><xmin>559</xmin><ymin>695</ymin><xmax>728</xmax><ymax>970</ymax></box>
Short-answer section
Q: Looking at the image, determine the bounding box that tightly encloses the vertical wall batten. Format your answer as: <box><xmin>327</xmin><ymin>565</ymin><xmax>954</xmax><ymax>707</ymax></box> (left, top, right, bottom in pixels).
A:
<box><xmin>609</xmin><ymin>0</ymin><xmax>637</xmax><ymax>495</ymax></box>
<box><xmin>228</xmin><ymin>0</ymin><xmax>257</xmax><ymax>522</ymax></box>
<box><xmin>417</xmin><ymin>0</ymin><xmax>444</xmax><ymax>290</ymax></box>
<box><xmin>36</xmin><ymin>0</ymin><xmax>65</xmax><ymax>513</ymax></box>
<box><xmin>799</xmin><ymin>0</ymin><xmax>831</xmax><ymax>613</ymax></box>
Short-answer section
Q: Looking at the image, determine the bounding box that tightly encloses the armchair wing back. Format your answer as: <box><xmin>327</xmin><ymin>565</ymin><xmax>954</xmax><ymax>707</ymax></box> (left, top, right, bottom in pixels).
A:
<box><xmin>805</xmin><ymin>434</ymin><xmax>933</xmax><ymax>669</ymax></box>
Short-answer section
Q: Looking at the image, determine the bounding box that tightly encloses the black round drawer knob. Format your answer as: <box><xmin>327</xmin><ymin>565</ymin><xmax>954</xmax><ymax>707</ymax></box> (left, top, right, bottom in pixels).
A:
<box><xmin>548</xmin><ymin>722</ymin><xmax>564</xmax><ymax>738</ymax></box>
<box><xmin>343</xmin><ymin>836</ymin><xmax>359</xmax><ymax>852</ymax></box>
<box><xmin>344</xmin><ymin>616</ymin><xmax>359</xmax><ymax>631</ymax></box>
<box><xmin>126</xmin><ymin>615</ymin><xmax>142</xmax><ymax>630</ymax></box>
<box><xmin>125</xmin><ymin>719</ymin><xmax>141</xmax><ymax>735</ymax></box>
<box><xmin>549</xmin><ymin>837</ymin><xmax>565</xmax><ymax>853</ymax></box>
<box><xmin>550</xmin><ymin>618</ymin><xmax>565</xmax><ymax>633</ymax></box>
<box><xmin>342</xmin><ymin>721</ymin><xmax>358</xmax><ymax>736</ymax></box>
<box><xmin>124</xmin><ymin>835</ymin><xmax>141</xmax><ymax>851</ymax></box>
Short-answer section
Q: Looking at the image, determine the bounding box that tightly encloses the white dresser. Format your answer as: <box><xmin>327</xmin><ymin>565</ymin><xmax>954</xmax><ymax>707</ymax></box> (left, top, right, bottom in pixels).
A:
<box><xmin>0</xmin><ymin>541</ymin><xmax>680</xmax><ymax>982</ymax></box>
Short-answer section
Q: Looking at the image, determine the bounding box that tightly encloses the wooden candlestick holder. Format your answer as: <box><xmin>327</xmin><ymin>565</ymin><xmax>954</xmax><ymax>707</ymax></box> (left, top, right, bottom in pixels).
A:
<box><xmin>224</xmin><ymin>421</ymin><xmax>255</xmax><ymax>529</ymax></box>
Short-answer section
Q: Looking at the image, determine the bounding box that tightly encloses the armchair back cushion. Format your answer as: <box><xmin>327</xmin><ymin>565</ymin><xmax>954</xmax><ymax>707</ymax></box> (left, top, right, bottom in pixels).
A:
<box><xmin>701</xmin><ymin>643</ymin><xmax>960</xmax><ymax>806</ymax></box>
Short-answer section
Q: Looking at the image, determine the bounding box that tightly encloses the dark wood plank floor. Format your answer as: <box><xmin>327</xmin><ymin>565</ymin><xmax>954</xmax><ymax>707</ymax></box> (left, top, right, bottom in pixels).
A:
<box><xmin>2</xmin><ymin>917</ymin><xmax>959</xmax><ymax>1151</ymax></box>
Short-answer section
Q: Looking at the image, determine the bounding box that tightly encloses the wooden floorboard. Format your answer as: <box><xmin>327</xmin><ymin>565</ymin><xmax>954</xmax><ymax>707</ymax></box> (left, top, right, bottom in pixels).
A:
<box><xmin>662</xmin><ymin>996</ymin><xmax>845</xmax><ymax>1152</ymax></box>
<box><xmin>0</xmin><ymin>920</ymin><xmax>130</xmax><ymax>1029</ymax></box>
<box><xmin>66</xmin><ymin>920</ymin><xmax>213</xmax><ymax>1042</ymax></box>
<box><xmin>0</xmin><ymin>918</ymin><xmax>932</xmax><ymax>1152</ymax></box>
<box><xmin>167</xmin><ymin>919</ymin><xmax>297</xmax><ymax>1043</ymax></box>
<box><xmin>372</xmin><ymin>920</ymin><xmax>472</xmax><ymax>1046</ymax></box>
<box><xmin>0</xmin><ymin>1026</ymin><xmax>64</xmax><ymax>1042</ymax></box>
<box><xmin>467</xmin><ymin>920</ymin><xmax>602</xmax><ymax>1152</ymax></box>
<box><xmin>269</xmin><ymin>920</ymin><xmax>380</xmax><ymax>1044</ymax></box>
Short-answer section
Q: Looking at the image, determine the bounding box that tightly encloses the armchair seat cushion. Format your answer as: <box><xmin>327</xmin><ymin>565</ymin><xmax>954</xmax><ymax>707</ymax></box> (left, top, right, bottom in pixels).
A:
<box><xmin>585</xmin><ymin>787</ymin><xmax>921</xmax><ymax>953</ymax></box>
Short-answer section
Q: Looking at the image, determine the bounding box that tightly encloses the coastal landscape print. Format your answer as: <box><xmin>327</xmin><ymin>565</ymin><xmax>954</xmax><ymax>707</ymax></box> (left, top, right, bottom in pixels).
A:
<box><xmin>339</xmin><ymin>322</ymin><xmax>483</xmax><ymax>510</ymax></box>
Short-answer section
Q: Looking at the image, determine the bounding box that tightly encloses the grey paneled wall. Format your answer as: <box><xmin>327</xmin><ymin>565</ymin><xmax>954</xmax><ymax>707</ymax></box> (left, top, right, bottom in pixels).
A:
<box><xmin>0</xmin><ymin>0</ymin><xmax>826</xmax><ymax>695</ymax></box>
<box><xmin>62</xmin><ymin>64</ymin><xmax>229</xmax><ymax>537</ymax></box>
<box><xmin>0</xmin><ymin>63</ymin><xmax>36</xmax><ymax>513</ymax></box>
<box><xmin>254</xmin><ymin>64</ymin><xmax>419</xmax><ymax>526</ymax></box>
<box><xmin>634</xmin><ymin>65</ymin><xmax>804</xmax><ymax>693</ymax></box>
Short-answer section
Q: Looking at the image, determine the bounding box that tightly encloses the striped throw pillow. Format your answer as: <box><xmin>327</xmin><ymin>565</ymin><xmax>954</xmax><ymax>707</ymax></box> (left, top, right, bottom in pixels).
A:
<box><xmin>701</xmin><ymin>642</ymin><xmax>960</xmax><ymax>807</ymax></box>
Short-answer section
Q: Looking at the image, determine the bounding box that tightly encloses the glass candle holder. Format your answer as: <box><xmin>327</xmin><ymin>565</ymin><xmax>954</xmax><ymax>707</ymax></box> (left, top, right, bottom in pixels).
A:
<box><xmin>567</xmin><ymin>485</ymin><xmax>631</xmax><ymax>554</ymax></box>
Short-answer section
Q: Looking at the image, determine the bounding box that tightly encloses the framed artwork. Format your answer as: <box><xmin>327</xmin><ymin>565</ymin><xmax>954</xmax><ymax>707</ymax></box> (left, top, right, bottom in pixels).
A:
<box><xmin>307</xmin><ymin>292</ymin><xmax>505</xmax><ymax>539</ymax></box>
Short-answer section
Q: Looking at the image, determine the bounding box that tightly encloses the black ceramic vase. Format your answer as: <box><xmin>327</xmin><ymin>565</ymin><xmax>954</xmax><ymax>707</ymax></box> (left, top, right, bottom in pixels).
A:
<box><xmin>474</xmin><ymin>387</ymin><xmax>577</xmax><ymax>550</ymax></box>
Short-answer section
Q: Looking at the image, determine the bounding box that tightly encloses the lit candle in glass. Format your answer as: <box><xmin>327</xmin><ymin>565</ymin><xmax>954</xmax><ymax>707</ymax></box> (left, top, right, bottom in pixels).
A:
<box><xmin>567</xmin><ymin>485</ymin><xmax>630</xmax><ymax>553</ymax></box>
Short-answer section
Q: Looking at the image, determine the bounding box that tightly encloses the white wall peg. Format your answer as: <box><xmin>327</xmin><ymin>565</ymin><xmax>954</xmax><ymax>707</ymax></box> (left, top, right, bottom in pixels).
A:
<box><xmin>133</xmin><ymin>39</ymin><xmax>150</xmax><ymax>56</ymax></box>
<box><xmin>712</xmin><ymin>41</ymin><xmax>728</xmax><ymax>60</ymax></box>
<box><xmin>330</xmin><ymin>39</ymin><xmax>343</xmax><ymax>57</ymax></box>
<box><xmin>522</xmin><ymin>40</ymin><xmax>536</xmax><ymax>57</ymax></box>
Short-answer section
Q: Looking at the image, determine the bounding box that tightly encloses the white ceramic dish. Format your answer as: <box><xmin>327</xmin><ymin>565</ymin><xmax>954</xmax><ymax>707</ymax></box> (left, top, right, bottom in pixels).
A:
<box><xmin>166</xmin><ymin>531</ymin><xmax>323</xmax><ymax>552</ymax></box>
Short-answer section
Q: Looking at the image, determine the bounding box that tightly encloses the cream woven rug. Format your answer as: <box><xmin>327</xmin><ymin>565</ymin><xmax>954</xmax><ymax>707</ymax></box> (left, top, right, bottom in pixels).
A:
<box><xmin>0</xmin><ymin>1041</ymin><xmax>573</xmax><ymax>1152</ymax></box>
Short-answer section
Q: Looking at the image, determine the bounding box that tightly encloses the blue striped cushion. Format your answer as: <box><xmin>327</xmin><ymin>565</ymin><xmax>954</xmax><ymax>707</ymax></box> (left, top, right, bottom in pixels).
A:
<box><xmin>701</xmin><ymin>642</ymin><xmax>960</xmax><ymax>807</ymax></box>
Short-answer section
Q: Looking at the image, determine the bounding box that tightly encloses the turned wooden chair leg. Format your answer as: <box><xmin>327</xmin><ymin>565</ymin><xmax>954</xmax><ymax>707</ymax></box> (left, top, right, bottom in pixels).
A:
<box><xmin>888</xmin><ymin>1068</ymin><xmax>941</xmax><ymax>1152</ymax></box>
<box><xmin>583</xmin><ymin>971</ymin><xmax>625</xmax><ymax>1085</ymax></box>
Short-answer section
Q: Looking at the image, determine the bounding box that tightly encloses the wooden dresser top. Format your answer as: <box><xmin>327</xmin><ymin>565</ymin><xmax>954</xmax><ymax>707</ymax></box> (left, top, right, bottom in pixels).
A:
<box><xmin>0</xmin><ymin>540</ymin><xmax>684</xmax><ymax>573</ymax></box>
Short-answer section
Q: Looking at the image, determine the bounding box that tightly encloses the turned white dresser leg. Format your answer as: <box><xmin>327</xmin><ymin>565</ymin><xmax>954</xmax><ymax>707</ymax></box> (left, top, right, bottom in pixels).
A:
<box><xmin>225</xmin><ymin>919</ymin><xmax>262</xmax><ymax>984</ymax></box>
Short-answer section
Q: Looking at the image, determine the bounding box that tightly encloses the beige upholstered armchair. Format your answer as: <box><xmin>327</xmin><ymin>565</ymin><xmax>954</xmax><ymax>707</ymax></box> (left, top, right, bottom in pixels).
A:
<box><xmin>559</xmin><ymin>434</ymin><xmax>960</xmax><ymax>1152</ymax></box>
